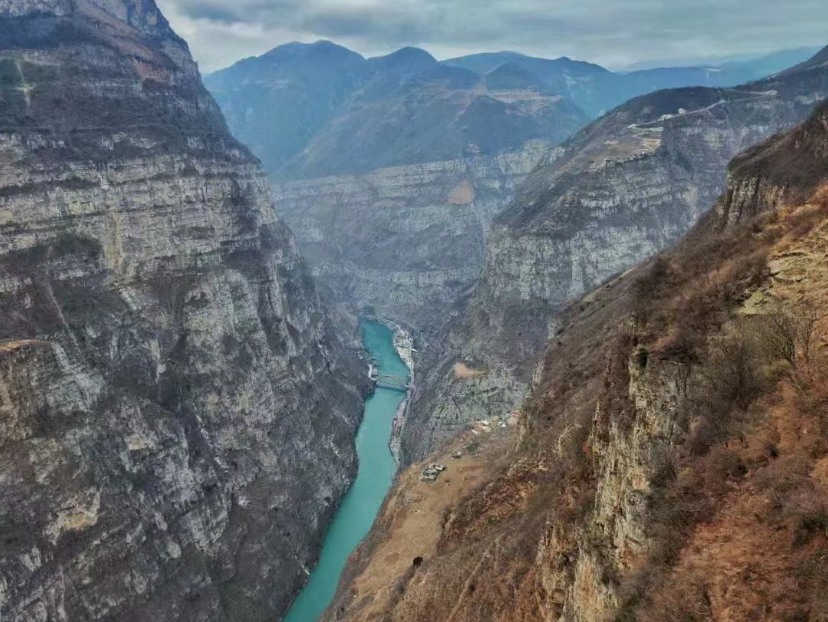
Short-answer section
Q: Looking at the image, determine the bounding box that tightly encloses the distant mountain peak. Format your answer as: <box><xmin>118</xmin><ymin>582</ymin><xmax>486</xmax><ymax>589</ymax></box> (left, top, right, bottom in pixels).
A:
<box><xmin>383</xmin><ymin>47</ymin><xmax>436</xmax><ymax>60</ymax></box>
<box><xmin>484</xmin><ymin>61</ymin><xmax>548</xmax><ymax>92</ymax></box>
<box><xmin>443</xmin><ymin>50</ymin><xmax>609</xmax><ymax>79</ymax></box>
<box><xmin>369</xmin><ymin>47</ymin><xmax>438</xmax><ymax>69</ymax></box>
<box><xmin>262</xmin><ymin>39</ymin><xmax>364</xmax><ymax>63</ymax></box>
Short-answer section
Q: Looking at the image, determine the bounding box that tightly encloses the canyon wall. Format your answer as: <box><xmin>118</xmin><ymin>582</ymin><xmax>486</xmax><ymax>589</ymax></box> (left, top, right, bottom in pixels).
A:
<box><xmin>323</xmin><ymin>99</ymin><xmax>828</xmax><ymax>622</ymax></box>
<box><xmin>273</xmin><ymin>142</ymin><xmax>554</xmax><ymax>327</ymax></box>
<box><xmin>0</xmin><ymin>2</ymin><xmax>366</xmax><ymax>621</ymax></box>
<box><xmin>400</xmin><ymin>47</ymin><xmax>828</xmax><ymax>464</ymax></box>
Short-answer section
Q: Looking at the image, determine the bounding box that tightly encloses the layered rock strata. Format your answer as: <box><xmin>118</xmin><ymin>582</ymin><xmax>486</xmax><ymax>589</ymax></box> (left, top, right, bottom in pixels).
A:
<box><xmin>0</xmin><ymin>2</ymin><xmax>365</xmax><ymax>621</ymax></box>
<box><xmin>273</xmin><ymin>142</ymin><xmax>554</xmax><ymax>327</ymax></box>
<box><xmin>400</xmin><ymin>46</ymin><xmax>828</xmax><ymax>463</ymax></box>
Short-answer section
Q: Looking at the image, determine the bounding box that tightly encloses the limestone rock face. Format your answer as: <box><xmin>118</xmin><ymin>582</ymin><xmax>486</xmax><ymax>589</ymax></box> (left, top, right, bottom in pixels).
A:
<box><xmin>533</xmin><ymin>102</ymin><xmax>828</xmax><ymax>621</ymax></box>
<box><xmin>400</xmin><ymin>47</ymin><xmax>828</xmax><ymax>463</ymax></box>
<box><xmin>479</xmin><ymin>71</ymin><xmax>828</xmax><ymax>370</ymax></box>
<box><xmin>273</xmin><ymin>143</ymin><xmax>553</xmax><ymax>327</ymax></box>
<box><xmin>0</xmin><ymin>2</ymin><xmax>366</xmax><ymax>621</ymax></box>
<box><xmin>535</xmin><ymin>356</ymin><xmax>690</xmax><ymax>621</ymax></box>
<box><xmin>719</xmin><ymin>99</ymin><xmax>828</xmax><ymax>224</ymax></box>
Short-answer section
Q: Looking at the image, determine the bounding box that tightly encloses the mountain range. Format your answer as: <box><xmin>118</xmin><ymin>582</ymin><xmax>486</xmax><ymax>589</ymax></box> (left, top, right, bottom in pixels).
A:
<box><xmin>206</xmin><ymin>42</ymin><xmax>820</xmax><ymax>179</ymax></box>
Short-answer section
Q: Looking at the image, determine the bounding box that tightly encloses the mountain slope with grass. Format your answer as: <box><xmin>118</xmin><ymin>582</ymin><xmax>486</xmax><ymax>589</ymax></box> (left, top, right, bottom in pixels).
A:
<box><xmin>323</xmin><ymin>98</ymin><xmax>828</xmax><ymax>622</ymax></box>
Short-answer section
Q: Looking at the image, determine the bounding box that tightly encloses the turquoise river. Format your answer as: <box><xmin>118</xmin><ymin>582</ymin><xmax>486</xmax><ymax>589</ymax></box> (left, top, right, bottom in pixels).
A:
<box><xmin>281</xmin><ymin>319</ymin><xmax>410</xmax><ymax>622</ymax></box>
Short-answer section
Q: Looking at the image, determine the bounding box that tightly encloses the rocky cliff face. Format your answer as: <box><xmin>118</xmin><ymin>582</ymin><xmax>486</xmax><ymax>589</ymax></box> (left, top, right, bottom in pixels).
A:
<box><xmin>719</xmin><ymin>95</ymin><xmax>828</xmax><ymax>224</ymax></box>
<box><xmin>211</xmin><ymin>44</ymin><xmax>590</xmax><ymax>329</ymax></box>
<box><xmin>528</xmin><ymin>100</ymin><xmax>828</xmax><ymax>622</ymax></box>
<box><xmin>0</xmin><ymin>2</ymin><xmax>366</xmax><ymax>621</ymax></box>
<box><xmin>400</xmin><ymin>46</ymin><xmax>828</xmax><ymax>464</ymax></box>
<box><xmin>272</xmin><ymin>142</ymin><xmax>553</xmax><ymax>327</ymax></box>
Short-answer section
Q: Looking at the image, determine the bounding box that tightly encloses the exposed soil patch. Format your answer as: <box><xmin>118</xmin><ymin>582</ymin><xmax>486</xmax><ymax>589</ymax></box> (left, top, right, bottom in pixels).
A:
<box><xmin>453</xmin><ymin>362</ymin><xmax>487</xmax><ymax>379</ymax></box>
<box><xmin>448</xmin><ymin>179</ymin><xmax>475</xmax><ymax>205</ymax></box>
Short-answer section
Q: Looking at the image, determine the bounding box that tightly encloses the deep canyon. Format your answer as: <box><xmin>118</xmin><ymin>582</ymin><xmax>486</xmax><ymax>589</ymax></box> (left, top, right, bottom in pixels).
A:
<box><xmin>2</xmin><ymin>1</ymin><xmax>828</xmax><ymax>622</ymax></box>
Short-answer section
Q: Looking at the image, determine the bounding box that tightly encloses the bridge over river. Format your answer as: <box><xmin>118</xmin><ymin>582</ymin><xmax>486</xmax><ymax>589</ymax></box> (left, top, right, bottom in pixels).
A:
<box><xmin>374</xmin><ymin>374</ymin><xmax>410</xmax><ymax>392</ymax></box>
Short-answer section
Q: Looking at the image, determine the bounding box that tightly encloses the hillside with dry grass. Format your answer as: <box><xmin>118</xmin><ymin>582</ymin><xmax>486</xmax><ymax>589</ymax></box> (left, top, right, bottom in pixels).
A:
<box><xmin>323</xmin><ymin>101</ymin><xmax>828</xmax><ymax>622</ymax></box>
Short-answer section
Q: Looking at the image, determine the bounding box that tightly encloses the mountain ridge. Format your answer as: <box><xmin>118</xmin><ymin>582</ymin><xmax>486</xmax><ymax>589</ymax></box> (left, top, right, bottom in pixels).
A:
<box><xmin>207</xmin><ymin>42</ymin><xmax>819</xmax><ymax>180</ymax></box>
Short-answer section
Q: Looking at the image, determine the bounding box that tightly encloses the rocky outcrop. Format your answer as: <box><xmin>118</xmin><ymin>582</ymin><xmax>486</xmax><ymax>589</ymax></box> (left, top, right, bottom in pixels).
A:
<box><xmin>400</xmin><ymin>46</ymin><xmax>828</xmax><ymax>464</ymax></box>
<box><xmin>535</xmin><ymin>355</ymin><xmax>691</xmax><ymax>621</ymax></box>
<box><xmin>272</xmin><ymin>143</ymin><xmax>554</xmax><ymax>327</ymax></box>
<box><xmin>0</xmin><ymin>2</ymin><xmax>366</xmax><ymax>621</ymax></box>
<box><xmin>719</xmin><ymin>98</ymin><xmax>828</xmax><ymax>224</ymax></box>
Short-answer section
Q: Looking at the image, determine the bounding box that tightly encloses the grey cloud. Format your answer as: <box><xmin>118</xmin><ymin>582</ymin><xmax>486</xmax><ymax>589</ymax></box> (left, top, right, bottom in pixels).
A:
<box><xmin>174</xmin><ymin>0</ymin><xmax>299</xmax><ymax>25</ymax></box>
<box><xmin>157</xmin><ymin>0</ymin><xmax>828</xmax><ymax>72</ymax></box>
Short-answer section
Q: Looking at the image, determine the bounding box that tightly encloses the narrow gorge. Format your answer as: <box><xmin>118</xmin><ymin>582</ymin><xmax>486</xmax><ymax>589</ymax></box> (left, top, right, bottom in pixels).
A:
<box><xmin>282</xmin><ymin>320</ymin><xmax>409</xmax><ymax>622</ymax></box>
<box><xmin>323</xmin><ymin>93</ymin><xmax>828</xmax><ymax>622</ymax></box>
<box><xmin>1</xmin><ymin>1</ymin><xmax>827</xmax><ymax>621</ymax></box>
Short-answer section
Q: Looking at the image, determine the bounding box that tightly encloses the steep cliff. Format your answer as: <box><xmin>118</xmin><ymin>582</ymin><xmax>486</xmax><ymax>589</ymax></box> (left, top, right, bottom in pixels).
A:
<box><xmin>322</xmin><ymin>99</ymin><xmax>828</xmax><ymax>622</ymax></box>
<box><xmin>0</xmin><ymin>2</ymin><xmax>366</xmax><ymax>621</ymax></box>
<box><xmin>401</xmin><ymin>45</ymin><xmax>828</xmax><ymax>463</ymax></box>
<box><xmin>272</xmin><ymin>143</ymin><xmax>552</xmax><ymax>327</ymax></box>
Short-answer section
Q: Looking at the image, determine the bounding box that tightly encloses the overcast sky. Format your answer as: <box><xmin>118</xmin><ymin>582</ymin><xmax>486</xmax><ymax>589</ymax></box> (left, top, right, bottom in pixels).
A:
<box><xmin>156</xmin><ymin>0</ymin><xmax>828</xmax><ymax>73</ymax></box>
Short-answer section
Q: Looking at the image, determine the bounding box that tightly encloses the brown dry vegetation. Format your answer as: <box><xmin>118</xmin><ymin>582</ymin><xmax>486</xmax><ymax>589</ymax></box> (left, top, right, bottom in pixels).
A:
<box><xmin>327</xmin><ymin>186</ymin><xmax>828</xmax><ymax>619</ymax></box>
<box><xmin>620</xmin><ymin>190</ymin><xmax>828</xmax><ymax>622</ymax></box>
<box><xmin>323</xmin><ymin>426</ymin><xmax>522</xmax><ymax>621</ymax></box>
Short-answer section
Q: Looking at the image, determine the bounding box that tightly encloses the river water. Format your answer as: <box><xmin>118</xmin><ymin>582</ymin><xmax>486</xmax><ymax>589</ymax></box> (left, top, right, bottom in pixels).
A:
<box><xmin>281</xmin><ymin>319</ymin><xmax>410</xmax><ymax>622</ymax></box>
